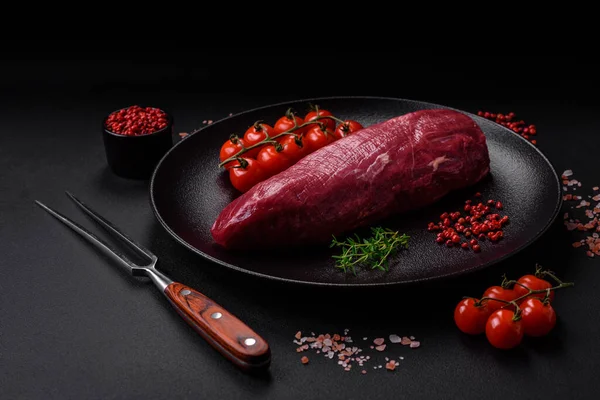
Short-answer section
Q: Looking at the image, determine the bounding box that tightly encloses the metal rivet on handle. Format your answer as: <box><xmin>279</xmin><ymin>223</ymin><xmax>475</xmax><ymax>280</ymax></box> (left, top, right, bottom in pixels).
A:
<box><xmin>180</xmin><ymin>289</ymin><xmax>191</xmax><ymax>296</ymax></box>
<box><xmin>244</xmin><ymin>338</ymin><xmax>256</xmax><ymax>346</ymax></box>
<box><xmin>211</xmin><ymin>312</ymin><xmax>222</xmax><ymax>319</ymax></box>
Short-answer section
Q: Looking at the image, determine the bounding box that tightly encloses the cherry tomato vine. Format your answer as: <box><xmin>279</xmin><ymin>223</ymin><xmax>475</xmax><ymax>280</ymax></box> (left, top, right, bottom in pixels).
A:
<box><xmin>454</xmin><ymin>264</ymin><xmax>574</xmax><ymax>349</ymax></box>
<box><xmin>216</xmin><ymin>104</ymin><xmax>364</xmax><ymax>193</ymax></box>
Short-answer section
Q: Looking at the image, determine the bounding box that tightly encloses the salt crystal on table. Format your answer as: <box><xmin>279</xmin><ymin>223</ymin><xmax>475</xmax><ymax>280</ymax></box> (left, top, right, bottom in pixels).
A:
<box><xmin>563</xmin><ymin>169</ymin><xmax>573</xmax><ymax>177</ymax></box>
<box><xmin>389</xmin><ymin>334</ymin><xmax>401</xmax><ymax>343</ymax></box>
<box><xmin>375</xmin><ymin>345</ymin><xmax>386</xmax><ymax>351</ymax></box>
<box><xmin>399</xmin><ymin>356</ymin><xmax>404</xmax><ymax>360</ymax></box>
<box><xmin>295</xmin><ymin>331</ymin><xmax>302</xmax><ymax>340</ymax></box>
<box><xmin>401</xmin><ymin>337</ymin><xmax>412</xmax><ymax>345</ymax></box>
<box><xmin>410</xmin><ymin>341</ymin><xmax>421</xmax><ymax>348</ymax></box>
<box><xmin>323</xmin><ymin>339</ymin><xmax>332</xmax><ymax>347</ymax></box>
<box><xmin>373</xmin><ymin>338</ymin><xmax>385</xmax><ymax>346</ymax></box>
<box><xmin>363</xmin><ymin>337</ymin><xmax>368</xmax><ymax>340</ymax></box>
<box><xmin>385</xmin><ymin>357</ymin><xmax>389</xmax><ymax>361</ymax></box>
<box><xmin>410</xmin><ymin>336</ymin><xmax>415</xmax><ymax>340</ymax></box>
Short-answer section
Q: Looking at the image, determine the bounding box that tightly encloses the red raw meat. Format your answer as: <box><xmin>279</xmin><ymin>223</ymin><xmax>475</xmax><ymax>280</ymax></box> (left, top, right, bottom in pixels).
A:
<box><xmin>211</xmin><ymin>109</ymin><xmax>490</xmax><ymax>249</ymax></box>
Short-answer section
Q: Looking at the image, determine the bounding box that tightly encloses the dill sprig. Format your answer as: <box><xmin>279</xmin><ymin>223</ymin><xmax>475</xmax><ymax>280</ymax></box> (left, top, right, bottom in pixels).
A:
<box><xmin>330</xmin><ymin>227</ymin><xmax>410</xmax><ymax>275</ymax></box>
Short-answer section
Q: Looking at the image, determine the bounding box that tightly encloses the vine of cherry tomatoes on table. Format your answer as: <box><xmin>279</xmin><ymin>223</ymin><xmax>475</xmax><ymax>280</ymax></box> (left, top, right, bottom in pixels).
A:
<box><xmin>218</xmin><ymin>105</ymin><xmax>364</xmax><ymax>193</ymax></box>
<box><xmin>454</xmin><ymin>264</ymin><xmax>574</xmax><ymax>349</ymax></box>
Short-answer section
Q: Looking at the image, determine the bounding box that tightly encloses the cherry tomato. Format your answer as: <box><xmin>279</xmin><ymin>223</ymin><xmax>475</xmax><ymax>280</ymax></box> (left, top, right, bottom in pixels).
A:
<box><xmin>304</xmin><ymin>109</ymin><xmax>336</xmax><ymax>132</ymax></box>
<box><xmin>257</xmin><ymin>144</ymin><xmax>292</xmax><ymax>178</ymax></box>
<box><xmin>454</xmin><ymin>298</ymin><xmax>491</xmax><ymax>335</ymax></box>
<box><xmin>304</xmin><ymin>125</ymin><xmax>336</xmax><ymax>154</ymax></box>
<box><xmin>483</xmin><ymin>286</ymin><xmax>517</xmax><ymax>312</ymax></box>
<box><xmin>279</xmin><ymin>135</ymin><xmax>307</xmax><ymax>163</ymax></box>
<box><xmin>243</xmin><ymin>121</ymin><xmax>275</xmax><ymax>158</ymax></box>
<box><xmin>219</xmin><ymin>137</ymin><xmax>246</xmax><ymax>169</ymax></box>
<box><xmin>485</xmin><ymin>309</ymin><xmax>524</xmax><ymax>349</ymax></box>
<box><xmin>228</xmin><ymin>158</ymin><xmax>264</xmax><ymax>193</ymax></box>
<box><xmin>513</xmin><ymin>275</ymin><xmax>554</xmax><ymax>302</ymax></box>
<box><xmin>274</xmin><ymin>111</ymin><xmax>305</xmax><ymax>136</ymax></box>
<box><xmin>520</xmin><ymin>298</ymin><xmax>557</xmax><ymax>337</ymax></box>
<box><xmin>334</xmin><ymin>120</ymin><xmax>364</xmax><ymax>139</ymax></box>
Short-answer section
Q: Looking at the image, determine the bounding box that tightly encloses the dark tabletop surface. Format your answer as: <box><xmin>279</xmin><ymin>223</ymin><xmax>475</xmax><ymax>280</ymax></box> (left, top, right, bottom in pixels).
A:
<box><xmin>2</xmin><ymin>44</ymin><xmax>599</xmax><ymax>399</ymax></box>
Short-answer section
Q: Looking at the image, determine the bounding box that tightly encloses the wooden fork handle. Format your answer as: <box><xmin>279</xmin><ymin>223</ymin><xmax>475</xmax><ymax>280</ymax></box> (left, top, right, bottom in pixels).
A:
<box><xmin>164</xmin><ymin>282</ymin><xmax>271</xmax><ymax>370</ymax></box>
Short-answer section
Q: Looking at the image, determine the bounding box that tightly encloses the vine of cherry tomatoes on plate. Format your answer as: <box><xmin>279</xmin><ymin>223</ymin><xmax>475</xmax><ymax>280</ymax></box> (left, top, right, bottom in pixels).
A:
<box><xmin>454</xmin><ymin>264</ymin><xmax>574</xmax><ymax>349</ymax></box>
<box><xmin>218</xmin><ymin>105</ymin><xmax>364</xmax><ymax>193</ymax></box>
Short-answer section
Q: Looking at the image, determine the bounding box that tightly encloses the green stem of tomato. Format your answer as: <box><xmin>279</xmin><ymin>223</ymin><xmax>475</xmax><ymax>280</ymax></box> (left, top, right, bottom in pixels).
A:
<box><xmin>218</xmin><ymin>114</ymin><xmax>345</xmax><ymax>168</ymax></box>
<box><xmin>476</xmin><ymin>281</ymin><xmax>574</xmax><ymax>319</ymax></box>
<box><xmin>536</xmin><ymin>269</ymin><xmax>565</xmax><ymax>286</ymax></box>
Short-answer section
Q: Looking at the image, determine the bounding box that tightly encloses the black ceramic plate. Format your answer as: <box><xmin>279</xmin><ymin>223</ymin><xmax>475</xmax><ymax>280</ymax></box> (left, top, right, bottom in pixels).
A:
<box><xmin>150</xmin><ymin>97</ymin><xmax>562</xmax><ymax>287</ymax></box>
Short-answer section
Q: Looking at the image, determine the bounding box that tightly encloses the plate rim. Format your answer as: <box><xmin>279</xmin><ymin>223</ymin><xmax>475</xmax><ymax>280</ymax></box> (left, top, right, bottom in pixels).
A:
<box><xmin>149</xmin><ymin>95</ymin><xmax>563</xmax><ymax>287</ymax></box>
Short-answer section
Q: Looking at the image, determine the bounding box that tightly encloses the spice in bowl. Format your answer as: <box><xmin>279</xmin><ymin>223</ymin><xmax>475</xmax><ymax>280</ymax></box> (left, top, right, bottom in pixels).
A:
<box><xmin>102</xmin><ymin>105</ymin><xmax>174</xmax><ymax>180</ymax></box>
<box><xmin>105</xmin><ymin>105</ymin><xmax>169</xmax><ymax>136</ymax></box>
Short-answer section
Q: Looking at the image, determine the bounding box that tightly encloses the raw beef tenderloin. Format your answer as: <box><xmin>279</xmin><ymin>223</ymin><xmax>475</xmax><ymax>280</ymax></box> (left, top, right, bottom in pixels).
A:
<box><xmin>211</xmin><ymin>109</ymin><xmax>490</xmax><ymax>249</ymax></box>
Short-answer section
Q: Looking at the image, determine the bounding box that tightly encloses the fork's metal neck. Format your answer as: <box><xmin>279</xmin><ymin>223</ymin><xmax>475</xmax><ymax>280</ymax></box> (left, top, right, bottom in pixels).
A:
<box><xmin>144</xmin><ymin>268</ymin><xmax>174</xmax><ymax>292</ymax></box>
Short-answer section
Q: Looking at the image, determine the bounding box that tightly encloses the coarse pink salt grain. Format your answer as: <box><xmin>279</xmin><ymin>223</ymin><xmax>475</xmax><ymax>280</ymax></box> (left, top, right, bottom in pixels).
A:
<box><xmin>401</xmin><ymin>337</ymin><xmax>412</xmax><ymax>345</ymax></box>
<box><xmin>295</xmin><ymin>331</ymin><xmax>302</xmax><ymax>340</ymax></box>
<box><xmin>301</xmin><ymin>356</ymin><xmax>309</xmax><ymax>364</ymax></box>
<box><xmin>208</xmin><ymin>120</ymin><xmax>213</xmax><ymax>124</ymax></box>
<box><xmin>593</xmin><ymin>195</ymin><xmax>600</xmax><ymax>201</ymax></box>
<box><xmin>375</xmin><ymin>345</ymin><xmax>386</xmax><ymax>351</ymax></box>
<box><xmin>362</xmin><ymin>370</ymin><xmax>367</xmax><ymax>375</ymax></box>
<box><xmin>389</xmin><ymin>334</ymin><xmax>401</xmax><ymax>343</ymax></box>
<box><xmin>373</xmin><ymin>338</ymin><xmax>385</xmax><ymax>346</ymax></box>
<box><xmin>563</xmin><ymin>170</ymin><xmax>573</xmax><ymax>177</ymax></box>
<box><xmin>586</xmin><ymin>210</ymin><xmax>595</xmax><ymax>219</ymax></box>
<box><xmin>410</xmin><ymin>341</ymin><xmax>421</xmax><ymax>348</ymax></box>
<box><xmin>594</xmin><ymin>187</ymin><xmax>599</xmax><ymax>191</ymax></box>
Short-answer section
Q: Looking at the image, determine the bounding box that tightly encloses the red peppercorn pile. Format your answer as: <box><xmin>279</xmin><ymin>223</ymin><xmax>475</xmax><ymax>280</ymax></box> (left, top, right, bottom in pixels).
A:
<box><xmin>428</xmin><ymin>193</ymin><xmax>508</xmax><ymax>252</ymax></box>
<box><xmin>477</xmin><ymin>111</ymin><xmax>537</xmax><ymax>145</ymax></box>
<box><xmin>105</xmin><ymin>105</ymin><xmax>168</xmax><ymax>136</ymax></box>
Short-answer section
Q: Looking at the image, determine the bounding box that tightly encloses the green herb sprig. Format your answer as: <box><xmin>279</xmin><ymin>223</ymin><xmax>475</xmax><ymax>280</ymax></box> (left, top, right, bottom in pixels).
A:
<box><xmin>330</xmin><ymin>227</ymin><xmax>410</xmax><ymax>275</ymax></box>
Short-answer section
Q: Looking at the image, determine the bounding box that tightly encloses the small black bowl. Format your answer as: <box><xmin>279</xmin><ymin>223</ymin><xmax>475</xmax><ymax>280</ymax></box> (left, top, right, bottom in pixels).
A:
<box><xmin>102</xmin><ymin>106</ymin><xmax>174</xmax><ymax>180</ymax></box>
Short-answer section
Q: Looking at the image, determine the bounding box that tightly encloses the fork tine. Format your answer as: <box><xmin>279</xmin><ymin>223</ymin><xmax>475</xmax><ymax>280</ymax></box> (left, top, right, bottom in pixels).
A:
<box><xmin>35</xmin><ymin>200</ymin><xmax>137</xmax><ymax>273</ymax></box>
<box><xmin>65</xmin><ymin>191</ymin><xmax>156</xmax><ymax>261</ymax></box>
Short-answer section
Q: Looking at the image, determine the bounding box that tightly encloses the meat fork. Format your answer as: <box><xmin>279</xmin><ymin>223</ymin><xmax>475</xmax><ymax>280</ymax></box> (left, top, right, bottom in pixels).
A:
<box><xmin>35</xmin><ymin>192</ymin><xmax>271</xmax><ymax>371</ymax></box>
